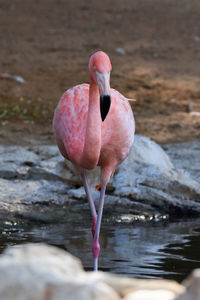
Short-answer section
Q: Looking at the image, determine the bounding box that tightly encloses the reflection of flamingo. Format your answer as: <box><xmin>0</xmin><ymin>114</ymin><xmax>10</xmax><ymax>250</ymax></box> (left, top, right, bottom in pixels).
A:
<box><xmin>53</xmin><ymin>51</ymin><xmax>135</xmax><ymax>271</ymax></box>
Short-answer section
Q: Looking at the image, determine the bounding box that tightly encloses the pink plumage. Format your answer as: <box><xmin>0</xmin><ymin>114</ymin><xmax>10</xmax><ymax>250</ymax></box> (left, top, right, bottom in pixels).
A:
<box><xmin>53</xmin><ymin>51</ymin><xmax>135</xmax><ymax>271</ymax></box>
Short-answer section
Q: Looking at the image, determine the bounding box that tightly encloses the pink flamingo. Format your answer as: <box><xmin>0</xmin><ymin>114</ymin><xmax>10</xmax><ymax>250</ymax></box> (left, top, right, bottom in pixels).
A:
<box><xmin>53</xmin><ymin>51</ymin><xmax>135</xmax><ymax>271</ymax></box>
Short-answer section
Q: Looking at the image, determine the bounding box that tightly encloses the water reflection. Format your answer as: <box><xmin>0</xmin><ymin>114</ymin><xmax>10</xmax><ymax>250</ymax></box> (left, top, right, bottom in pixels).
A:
<box><xmin>0</xmin><ymin>212</ymin><xmax>200</xmax><ymax>282</ymax></box>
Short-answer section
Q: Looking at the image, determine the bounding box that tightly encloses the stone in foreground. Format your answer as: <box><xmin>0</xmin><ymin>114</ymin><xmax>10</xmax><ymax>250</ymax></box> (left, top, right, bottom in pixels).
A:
<box><xmin>0</xmin><ymin>243</ymin><xmax>194</xmax><ymax>300</ymax></box>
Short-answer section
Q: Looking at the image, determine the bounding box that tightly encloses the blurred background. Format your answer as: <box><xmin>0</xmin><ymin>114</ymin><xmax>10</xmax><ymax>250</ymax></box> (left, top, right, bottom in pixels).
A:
<box><xmin>0</xmin><ymin>0</ymin><xmax>200</xmax><ymax>145</ymax></box>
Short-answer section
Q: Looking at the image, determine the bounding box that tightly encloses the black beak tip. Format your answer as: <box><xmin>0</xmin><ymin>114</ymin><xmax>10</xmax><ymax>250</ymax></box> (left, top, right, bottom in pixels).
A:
<box><xmin>100</xmin><ymin>95</ymin><xmax>111</xmax><ymax>122</ymax></box>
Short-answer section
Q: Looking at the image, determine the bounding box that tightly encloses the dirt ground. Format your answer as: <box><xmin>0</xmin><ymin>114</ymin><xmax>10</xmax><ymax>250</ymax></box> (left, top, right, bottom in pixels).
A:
<box><xmin>0</xmin><ymin>0</ymin><xmax>200</xmax><ymax>145</ymax></box>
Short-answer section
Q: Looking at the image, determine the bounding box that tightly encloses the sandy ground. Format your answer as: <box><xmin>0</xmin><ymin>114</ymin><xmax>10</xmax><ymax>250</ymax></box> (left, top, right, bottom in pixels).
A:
<box><xmin>0</xmin><ymin>0</ymin><xmax>200</xmax><ymax>145</ymax></box>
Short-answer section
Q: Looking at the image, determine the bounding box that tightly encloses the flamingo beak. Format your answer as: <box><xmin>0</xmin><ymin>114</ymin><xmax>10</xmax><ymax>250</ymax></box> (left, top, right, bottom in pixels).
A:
<box><xmin>96</xmin><ymin>71</ymin><xmax>111</xmax><ymax>122</ymax></box>
<box><xmin>100</xmin><ymin>95</ymin><xmax>111</xmax><ymax>121</ymax></box>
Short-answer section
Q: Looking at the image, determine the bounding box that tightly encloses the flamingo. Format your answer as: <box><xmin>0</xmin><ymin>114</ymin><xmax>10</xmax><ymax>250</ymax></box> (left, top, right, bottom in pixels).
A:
<box><xmin>53</xmin><ymin>51</ymin><xmax>135</xmax><ymax>271</ymax></box>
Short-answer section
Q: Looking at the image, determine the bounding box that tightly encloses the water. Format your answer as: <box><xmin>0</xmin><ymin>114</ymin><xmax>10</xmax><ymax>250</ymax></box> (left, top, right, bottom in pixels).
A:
<box><xmin>0</xmin><ymin>211</ymin><xmax>200</xmax><ymax>282</ymax></box>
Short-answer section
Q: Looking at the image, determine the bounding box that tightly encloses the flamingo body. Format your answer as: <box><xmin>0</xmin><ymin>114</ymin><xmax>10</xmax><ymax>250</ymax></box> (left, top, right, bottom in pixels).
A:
<box><xmin>53</xmin><ymin>51</ymin><xmax>135</xmax><ymax>270</ymax></box>
<box><xmin>53</xmin><ymin>84</ymin><xmax>134</xmax><ymax>176</ymax></box>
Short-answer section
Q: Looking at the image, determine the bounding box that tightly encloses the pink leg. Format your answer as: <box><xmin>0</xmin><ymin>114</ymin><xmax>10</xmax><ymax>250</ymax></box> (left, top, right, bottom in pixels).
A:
<box><xmin>92</xmin><ymin>184</ymin><xmax>106</xmax><ymax>271</ymax></box>
<box><xmin>81</xmin><ymin>172</ymin><xmax>97</xmax><ymax>237</ymax></box>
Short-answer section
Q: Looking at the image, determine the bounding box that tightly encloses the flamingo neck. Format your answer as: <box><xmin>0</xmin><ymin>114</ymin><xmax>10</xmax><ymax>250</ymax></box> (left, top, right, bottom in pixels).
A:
<box><xmin>79</xmin><ymin>78</ymin><xmax>101</xmax><ymax>169</ymax></box>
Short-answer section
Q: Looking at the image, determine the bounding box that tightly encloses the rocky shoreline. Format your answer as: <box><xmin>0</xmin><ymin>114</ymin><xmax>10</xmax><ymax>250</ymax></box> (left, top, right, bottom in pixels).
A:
<box><xmin>0</xmin><ymin>136</ymin><xmax>200</xmax><ymax>299</ymax></box>
<box><xmin>0</xmin><ymin>135</ymin><xmax>199</xmax><ymax>221</ymax></box>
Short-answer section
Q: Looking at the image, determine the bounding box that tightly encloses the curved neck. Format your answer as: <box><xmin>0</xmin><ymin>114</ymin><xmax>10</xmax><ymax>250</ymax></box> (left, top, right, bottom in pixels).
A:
<box><xmin>78</xmin><ymin>78</ymin><xmax>101</xmax><ymax>169</ymax></box>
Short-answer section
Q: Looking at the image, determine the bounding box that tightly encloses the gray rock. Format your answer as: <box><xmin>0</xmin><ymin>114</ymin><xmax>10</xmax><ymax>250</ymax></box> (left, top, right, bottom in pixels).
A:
<box><xmin>0</xmin><ymin>135</ymin><xmax>200</xmax><ymax>218</ymax></box>
<box><xmin>175</xmin><ymin>269</ymin><xmax>200</xmax><ymax>300</ymax></box>
<box><xmin>113</xmin><ymin>136</ymin><xmax>200</xmax><ymax>214</ymax></box>
<box><xmin>163</xmin><ymin>140</ymin><xmax>200</xmax><ymax>183</ymax></box>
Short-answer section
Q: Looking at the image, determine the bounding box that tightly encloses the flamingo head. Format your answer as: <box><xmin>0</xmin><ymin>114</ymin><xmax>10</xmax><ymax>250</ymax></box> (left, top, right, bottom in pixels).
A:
<box><xmin>89</xmin><ymin>51</ymin><xmax>112</xmax><ymax>121</ymax></box>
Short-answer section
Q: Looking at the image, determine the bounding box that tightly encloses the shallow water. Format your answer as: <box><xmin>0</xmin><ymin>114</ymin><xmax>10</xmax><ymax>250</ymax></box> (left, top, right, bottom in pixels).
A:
<box><xmin>0</xmin><ymin>211</ymin><xmax>200</xmax><ymax>282</ymax></box>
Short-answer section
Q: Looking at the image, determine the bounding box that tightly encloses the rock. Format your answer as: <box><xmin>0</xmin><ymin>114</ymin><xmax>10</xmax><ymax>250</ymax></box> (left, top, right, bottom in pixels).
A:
<box><xmin>0</xmin><ymin>243</ymin><xmax>185</xmax><ymax>300</ymax></box>
<box><xmin>123</xmin><ymin>289</ymin><xmax>176</xmax><ymax>300</ymax></box>
<box><xmin>0</xmin><ymin>243</ymin><xmax>119</xmax><ymax>300</ymax></box>
<box><xmin>0</xmin><ymin>243</ymin><xmax>84</xmax><ymax>300</ymax></box>
<box><xmin>113</xmin><ymin>135</ymin><xmax>200</xmax><ymax>214</ymax></box>
<box><xmin>115</xmin><ymin>48</ymin><xmax>126</xmax><ymax>55</ymax></box>
<box><xmin>175</xmin><ymin>269</ymin><xmax>200</xmax><ymax>300</ymax></box>
<box><xmin>46</xmin><ymin>281</ymin><xmax>119</xmax><ymax>300</ymax></box>
<box><xmin>187</xmin><ymin>101</ymin><xmax>196</xmax><ymax>112</ymax></box>
<box><xmin>189</xmin><ymin>111</ymin><xmax>200</xmax><ymax>117</ymax></box>
<box><xmin>87</xmin><ymin>272</ymin><xmax>183</xmax><ymax>299</ymax></box>
<box><xmin>163</xmin><ymin>140</ymin><xmax>200</xmax><ymax>183</ymax></box>
<box><xmin>0</xmin><ymin>135</ymin><xmax>200</xmax><ymax>219</ymax></box>
<box><xmin>193</xmin><ymin>35</ymin><xmax>200</xmax><ymax>42</ymax></box>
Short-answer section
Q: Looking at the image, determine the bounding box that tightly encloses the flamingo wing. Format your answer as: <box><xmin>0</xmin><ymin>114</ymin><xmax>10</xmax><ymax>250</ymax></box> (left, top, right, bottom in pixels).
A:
<box><xmin>53</xmin><ymin>84</ymin><xmax>89</xmax><ymax>162</ymax></box>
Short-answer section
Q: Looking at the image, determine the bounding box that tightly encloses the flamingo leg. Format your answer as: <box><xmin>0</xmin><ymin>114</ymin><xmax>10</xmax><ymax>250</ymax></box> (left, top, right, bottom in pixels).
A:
<box><xmin>81</xmin><ymin>172</ymin><xmax>97</xmax><ymax>237</ymax></box>
<box><xmin>92</xmin><ymin>184</ymin><xmax>106</xmax><ymax>271</ymax></box>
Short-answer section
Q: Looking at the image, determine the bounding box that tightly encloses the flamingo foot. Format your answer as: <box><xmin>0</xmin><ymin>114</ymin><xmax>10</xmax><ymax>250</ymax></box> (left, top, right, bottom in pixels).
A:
<box><xmin>92</xmin><ymin>216</ymin><xmax>97</xmax><ymax>237</ymax></box>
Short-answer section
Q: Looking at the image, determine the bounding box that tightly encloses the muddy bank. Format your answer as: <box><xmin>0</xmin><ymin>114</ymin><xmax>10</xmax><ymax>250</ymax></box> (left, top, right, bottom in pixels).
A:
<box><xmin>1</xmin><ymin>0</ymin><xmax>200</xmax><ymax>143</ymax></box>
